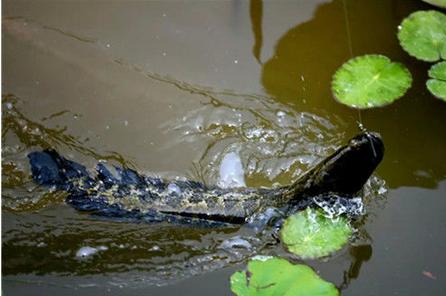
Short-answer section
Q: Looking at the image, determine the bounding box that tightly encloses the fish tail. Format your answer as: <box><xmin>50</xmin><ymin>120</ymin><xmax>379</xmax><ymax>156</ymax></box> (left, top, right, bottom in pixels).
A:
<box><xmin>27</xmin><ymin>149</ymin><xmax>90</xmax><ymax>190</ymax></box>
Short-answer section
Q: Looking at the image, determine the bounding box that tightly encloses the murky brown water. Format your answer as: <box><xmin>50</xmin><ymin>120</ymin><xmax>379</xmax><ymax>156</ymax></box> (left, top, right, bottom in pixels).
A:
<box><xmin>2</xmin><ymin>0</ymin><xmax>446</xmax><ymax>295</ymax></box>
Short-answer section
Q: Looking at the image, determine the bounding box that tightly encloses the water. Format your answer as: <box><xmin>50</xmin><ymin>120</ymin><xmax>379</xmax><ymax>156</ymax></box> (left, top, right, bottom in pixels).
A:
<box><xmin>2</xmin><ymin>0</ymin><xmax>446</xmax><ymax>295</ymax></box>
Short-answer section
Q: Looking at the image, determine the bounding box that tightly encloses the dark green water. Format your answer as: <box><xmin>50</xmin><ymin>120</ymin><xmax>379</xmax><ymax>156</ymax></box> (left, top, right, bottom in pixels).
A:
<box><xmin>2</xmin><ymin>0</ymin><xmax>446</xmax><ymax>295</ymax></box>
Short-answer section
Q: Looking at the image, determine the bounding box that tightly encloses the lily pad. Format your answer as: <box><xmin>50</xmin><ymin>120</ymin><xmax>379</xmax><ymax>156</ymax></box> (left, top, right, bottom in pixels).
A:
<box><xmin>421</xmin><ymin>0</ymin><xmax>446</xmax><ymax>10</ymax></box>
<box><xmin>230</xmin><ymin>257</ymin><xmax>339</xmax><ymax>296</ymax></box>
<box><xmin>280</xmin><ymin>208</ymin><xmax>353</xmax><ymax>259</ymax></box>
<box><xmin>397</xmin><ymin>10</ymin><xmax>446</xmax><ymax>62</ymax></box>
<box><xmin>332</xmin><ymin>55</ymin><xmax>412</xmax><ymax>109</ymax></box>
<box><xmin>427</xmin><ymin>61</ymin><xmax>446</xmax><ymax>101</ymax></box>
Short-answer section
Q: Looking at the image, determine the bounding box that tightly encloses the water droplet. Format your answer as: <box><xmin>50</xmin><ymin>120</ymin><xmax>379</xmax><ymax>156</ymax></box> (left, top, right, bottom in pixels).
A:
<box><xmin>76</xmin><ymin>246</ymin><xmax>98</xmax><ymax>258</ymax></box>
<box><xmin>220</xmin><ymin>237</ymin><xmax>252</xmax><ymax>250</ymax></box>
<box><xmin>378</xmin><ymin>187</ymin><xmax>387</xmax><ymax>195</ymax></box>
<box><xmin>276</xmin><ymin>111</ymin><xmax>286</xmax><ymax>117</ymax></box>
<box><xmin>167</xmin><ymin>183</ymin><xmax>182</xmax><ymax>195</ymax></box>
<box><xmin>37</xmin><ymin>242</ymin><xmax>47</xmax><ymax>247</ymax></box>
<box><xmin>149</xmin><ymin>245</ymin><xmax>160</xmax><ymax>251</ymax></box>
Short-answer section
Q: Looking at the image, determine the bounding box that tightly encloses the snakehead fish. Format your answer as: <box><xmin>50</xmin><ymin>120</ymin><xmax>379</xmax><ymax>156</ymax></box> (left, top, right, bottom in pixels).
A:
<box><xmin>28</xmin><ymin>132</ymin><xmax>384</xmax><ymax>225</ymax></box>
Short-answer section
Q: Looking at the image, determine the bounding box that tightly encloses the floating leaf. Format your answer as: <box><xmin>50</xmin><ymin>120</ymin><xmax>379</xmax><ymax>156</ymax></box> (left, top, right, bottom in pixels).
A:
<box><xmin>421</xmin><ymin>0</ymin><xmax>446</xmax><ymax>9</ymax></box>
<box><xmin>331</xmin><ymin>55</ymin><xmax>412</xmax><ymax>109</ymax></box>
<box><xmin>280</xmin><ymin>208</ymin><xmax>352</xmax><ymax>259</ymax></box>
<box><xmin>398</xmin><ymin>10</ymin><xmax>446</xmax><ymax>62</ymax></box>
<box><xmin>230</xmin><ymin>257</ymin><xmax>339</xmax><ymax>296</ymax></box>
<box><xmin>427</xmin><ymin>61</ymin><xmax>446</xmax><ymax>101</ymax></box>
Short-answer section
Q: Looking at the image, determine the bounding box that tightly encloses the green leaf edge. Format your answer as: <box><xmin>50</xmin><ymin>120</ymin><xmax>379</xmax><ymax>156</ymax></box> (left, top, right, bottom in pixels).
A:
<box><xmin>427</xmin><ymin>61</ymin><xmax>446</xmax><ymax>101</ymax></box>
<box><xmin>397</xmin><ymin>10</ymin><xmax>446</xmax><ymax>62</ymax></box>
<box><xmin>230</xmin><ymin>257</ymin><xmax>339</xmax><ymax>296</ymax></box>
<box><xmin>428</xmin><ymin>61</ymin><xmax>446</xmax><ymax>81</ymax></box>
<box><xmin>427</xmin><ymin>80</ymin><xmax>446</xmax><ymax>101</ymax></box>
<box><xmin>422</xmin><ymin>0</ymin><xmax>446</xmax><ymax>9</ymax></box>
<box><xmin>331</xmin><ymin>54</ymin><xmax>413</xmax><ymax>109</ymax></box>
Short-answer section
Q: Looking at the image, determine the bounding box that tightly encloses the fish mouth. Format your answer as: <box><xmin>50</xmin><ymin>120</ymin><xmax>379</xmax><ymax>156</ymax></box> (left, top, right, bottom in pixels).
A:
<box><xmin>349</xmin><ymin>132</ymin><xmax>384</xmax><ymax>164</ymax></box>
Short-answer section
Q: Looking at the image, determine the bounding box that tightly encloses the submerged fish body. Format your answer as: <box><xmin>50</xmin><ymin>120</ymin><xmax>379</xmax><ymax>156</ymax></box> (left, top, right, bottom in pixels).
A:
<box><xmin>28</xmin><ymin>132</ymin><xmax>384</xmax><ymax>225</ymax></box>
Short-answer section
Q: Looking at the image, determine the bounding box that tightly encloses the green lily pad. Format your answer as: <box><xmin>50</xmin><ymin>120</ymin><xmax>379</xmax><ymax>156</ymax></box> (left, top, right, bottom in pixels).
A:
<box><xmin>397</xmin><ymin>10</ymin><xmax>446</xmax><ymax>62</ymax></box>
<box><xmin>427</xmin><ymin>61</ymin><xmax>446</xmax><ymax>101</ymax></box>
<box><xmin>230</xmin><ymin>257</ymin><xmax>339</xmax><ymax>296</ymax></box>
<box><xmin>422</xmin><ymin>0</ymin><xmax>446</xmax><ymax>9</ymax></box>
<box><xmin>280</xmin><ymin>208</ymin><xmax>353</xmax><ymax>259</ymax></box>
<box><xmin>332</xmin><ymin>55</ymin><xmax>412</xmax><ymax>109</ymax></box>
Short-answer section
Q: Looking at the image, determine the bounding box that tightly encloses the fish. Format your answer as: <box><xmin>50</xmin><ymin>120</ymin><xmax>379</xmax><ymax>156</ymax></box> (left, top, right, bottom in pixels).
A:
<box><xmin>28</xmin><ymin>132</ymin><xmax>384</xmax><ymax>225</ymax></box>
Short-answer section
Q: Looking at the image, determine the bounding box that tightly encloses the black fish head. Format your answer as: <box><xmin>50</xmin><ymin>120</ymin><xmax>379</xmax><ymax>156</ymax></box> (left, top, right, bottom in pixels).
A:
<box><xmin>294</xmin><ymin>132</ymin><xmax>384</xmax><ymax>197</ymax></box>
<box><xmin>322</xmin><ymin>131</ymin><xmax>384</xmax><ymax>195</ymax></box>
<box><xmin>347</xmin><ymin>132</ymin><xmax>384</xmax><ymax>170</ymax></box>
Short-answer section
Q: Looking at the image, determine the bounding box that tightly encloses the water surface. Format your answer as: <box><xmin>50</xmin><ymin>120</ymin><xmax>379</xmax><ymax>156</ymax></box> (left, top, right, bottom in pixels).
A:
<box><xmin>3</xmin><ymin>0</ymin><xmax>446</xmax><ymax>295</ymax></box>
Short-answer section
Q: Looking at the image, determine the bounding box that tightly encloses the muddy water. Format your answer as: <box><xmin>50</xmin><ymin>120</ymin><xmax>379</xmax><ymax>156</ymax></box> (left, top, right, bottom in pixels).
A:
<box><xmin>2</xmin><ymin>0</ymin><xmax>446</xmax><ymax>295</ymax></box>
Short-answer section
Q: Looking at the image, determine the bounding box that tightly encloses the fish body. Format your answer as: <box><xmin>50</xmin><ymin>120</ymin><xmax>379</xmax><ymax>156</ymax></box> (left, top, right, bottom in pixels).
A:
<box><xmin>28</xmin><ymin>132</ymin><xmax>384</xmax><ymax>225</ymax></box>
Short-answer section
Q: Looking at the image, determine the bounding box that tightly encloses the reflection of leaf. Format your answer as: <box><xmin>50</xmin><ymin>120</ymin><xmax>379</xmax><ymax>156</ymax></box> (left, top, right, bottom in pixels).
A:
<box><xmin>331</xmin><ymin>55</ymin><xmax>412</xmax><ymax>109</ymax></box>
<box><xmin>427</xmin><ymin>61</ymin><xmax>446</xmax><ymax>101</ymax></box>
<box><xmin>398</xmin><ymin>10</ymin><xmax>446</xmax><ymax>62</ymax></box>
<box><xmin>230</xmin><ymin>257</ymin><xmax>338</xmax><ymax>296</ymax></box>
<box><xmin>280</xmin><ymin>208</ymin><xmax>352</xmax><ymax>259</ymax></box>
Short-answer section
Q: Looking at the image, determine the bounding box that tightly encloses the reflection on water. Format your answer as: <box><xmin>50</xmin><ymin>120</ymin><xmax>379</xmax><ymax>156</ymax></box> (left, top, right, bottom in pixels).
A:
<box><xmin>262</xmin><ymin>0</ymin><xmax>350</xmax><ymax>107</ymax></box>
<box><xmin>250</xmin><ymin>0</ymin><xmax>263</xmax><ymax>64</ymax></box>
<box><xmin>339</xmin><ymin>244</ymin><xmax>373</xmax><ymax>291</ymax></box>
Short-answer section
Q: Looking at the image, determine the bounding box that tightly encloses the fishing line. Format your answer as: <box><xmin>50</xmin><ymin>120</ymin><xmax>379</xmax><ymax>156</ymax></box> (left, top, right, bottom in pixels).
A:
<box><xmin>342</xmin><ymin>0</ymin><xmax>366</xmax><ymax>135</ymax></box>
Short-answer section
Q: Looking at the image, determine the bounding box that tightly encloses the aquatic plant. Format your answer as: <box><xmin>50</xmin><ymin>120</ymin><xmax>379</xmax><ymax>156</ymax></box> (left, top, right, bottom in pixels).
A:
<box><xmin>398</xmin><ymin>10</ymin><xmax>446</xmax><ymax>62</ymax></box>
<box><xmin>421</xmin><ymin>0</ymin><xmax>446</xmax><ymax>10</ymax></box>
<box><xmin>230</xmin><ymin>257</ymin><xmax>338</xmax><ymax>296</ymax></box>
<box><xmin>427</xmin><ymin>61</ymin><xmax>446</xmax><ymax>101</ymax></box>
<box><xmin>331</xmin><ymin>55</ymin><xmax>412</xmax><ymax>109</ymax></box>
<box><xmin>280</xmin><ymin>208</ymin><xmax>352</xmax><ymax>259</ymax></box>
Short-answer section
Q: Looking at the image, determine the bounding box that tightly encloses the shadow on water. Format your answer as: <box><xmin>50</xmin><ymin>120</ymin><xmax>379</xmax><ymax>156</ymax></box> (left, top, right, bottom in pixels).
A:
<box><xmin>254</xmin><ymin>0</ymin><xmax>446</xmax><ymax>188</ymax></box>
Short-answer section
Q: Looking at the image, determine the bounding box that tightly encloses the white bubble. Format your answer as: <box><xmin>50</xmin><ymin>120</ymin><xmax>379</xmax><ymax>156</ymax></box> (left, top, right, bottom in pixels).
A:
<box><xmin>276</xmin><ymin>111</ymin><xmax>286</xmax><ymax>117</ymax></box>
<box><xmin>167</xmin><ymin>183</ymin><xmax>182</xmax><ymax>195</ymax></box>
<box><xmin>252</xmin><ymin>255</ymin><xmax>273</xmax><ymax>262</ymax></box>
<box><xmin>218</xmin><ymin>151</ymin><xmax>246</xmax><ymax>188</ymax></box>
<box><xmin>220</xmin><ymin>237</ymin><xmax>252</xmax><ymax>250</ymax></box>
